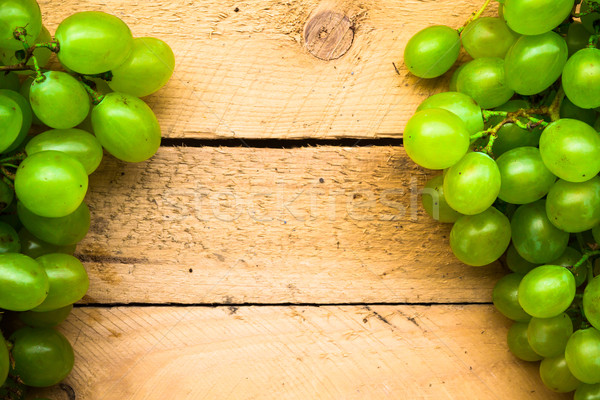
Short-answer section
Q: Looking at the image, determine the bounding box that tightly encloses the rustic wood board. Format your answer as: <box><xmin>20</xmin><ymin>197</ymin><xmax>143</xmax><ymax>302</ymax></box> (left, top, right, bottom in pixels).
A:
<box><xmin>29</xmin><ymin>305</ymin><xmax>569</xmax><ymax>400</ymax></box>
<box><xmin>77</xmin><ymin>146</ymin><xmax>504</xmax><ymax>305</ymax></box>
<box><xmin>38</xmin><ymin>0</ymin><xmax>491</xmax><ymax>139</ymax></box>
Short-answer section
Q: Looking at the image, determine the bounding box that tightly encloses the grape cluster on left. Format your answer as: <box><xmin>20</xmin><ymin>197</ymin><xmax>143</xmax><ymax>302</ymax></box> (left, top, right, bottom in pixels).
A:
<box><xmin>0</xmin><ymin>0</ymin><xmax>175</xmax><ymax>397</ymax></box>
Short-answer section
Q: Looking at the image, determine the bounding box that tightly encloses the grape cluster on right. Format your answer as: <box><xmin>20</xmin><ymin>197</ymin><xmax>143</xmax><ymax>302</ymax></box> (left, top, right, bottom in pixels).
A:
<box><xmin>405</xmin><ymin>0</ymin><xmax>600</xmax><ymax>398</ymax></box>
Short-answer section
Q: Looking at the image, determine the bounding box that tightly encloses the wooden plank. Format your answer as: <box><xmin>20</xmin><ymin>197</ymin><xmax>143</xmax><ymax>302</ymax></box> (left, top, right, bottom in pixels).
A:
<box><xmin>76</xmin><ymin>146</ymin><xmax>504</xmax><ymax>305</ymax></box>
<box><xmin>39</xmin><ymin>0</ymin><xmax>492</xmax><ymax>139</ymax></box>
<box><xmin>30</xmin><ymin>305</ymin><xmax>568</xmax><ymax>400</ymax></box>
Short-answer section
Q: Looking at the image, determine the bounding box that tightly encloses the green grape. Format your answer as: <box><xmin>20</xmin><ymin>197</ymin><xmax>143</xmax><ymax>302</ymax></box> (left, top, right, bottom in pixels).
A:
<box><xmin>417</xmin><ymin>92</ymin><xmax>483</xmax><ymax>135</ymax></box>
<box><xmin>511</xmin><ymin>200</ymin><xmax>568</xmax><ymax>264</ymax></box>
<box><xmin>540</xmin><ymin>354</ymin><xmax>582</xmax><ymax>393</ymax></box>
<box><xmin>550</xmin><ymin>247</ymin><xmax>588</xmax><ymax>287</ymax></box>
<box><xmin>575</xmin><ymin>383</ymin><xmax>600</xmax><ymax>400</ymax></box>
<box><xmin>560</xmin><ymin>97</ymin><xmax>597</xmax><ymax>126</ymax></box>
<box><xmin>496</xmin><ymin>147</ymin><xmax>556</xmax><ymax>204</ymax></box>
<box><xmin>404</xmin><ymin>108</ymin><xmax>469</xmax><ymax>170</ymax></box>
<box><xmin>0</xmin><ymin>221</ymin><xmax>19</xmax><ymax>253</ymax></box>
<box><xmin>448</xmin><ymin>64</ymin><xmax>466</xmax><ymax>92</ymax></box>
<box><xmin>0</xmin><ymin>253</ymin><xmax>48</xmax><ymax>311</ymax></box>
<box><xmin>503</xmin><ymin>0</ymin><xmax>574</xmax><ymax>35</ymax></box>
<box><xmin>527</xmin><ymin>313</ymin><xmax>573</xmax><ymax>357</ymax></box>
<box><xmin>403</xmin><ymin>25</ymin><xmax>460</xmax><ymax>79</ymax></box>
<box><xmin>507</xmin><ymin>321</ymin><xmax>543</xmax><ymax>361</ymax></box>
<box><xmin>546</xmin><ymin>177</ymin><xmax>600</xmax><ymax>233</ymax></box>
<box><xmin>17</xmin><ymin>201</ymin><xmax>90</xmax><ymax>246</ymax></box>
<box><xmin>504</xmin><ymin>31</ymin><xmax>568</xmax><ymax>96</ymax></box>
<box><xmin>0</xmin><ymin>89</ymin><xmax>32</xmax><ymax>153</ymax></box>
<box><xmin>32</xmin><ymin>253</ymin><xmax>89</xmax><ymax>312</ymax></box>
<box><xmin>449</xmin><ymin>207</ymin><xmax>511</xmax><ymax>266</ymax></box>
<box><xmin>19</xmin><ymin>76</ymin><xmax>43</xmax><ymax>125</ymax></box>
<box><xmin>0</xmin><ymin>332</ymin><xmax>7</xmax><ymax>387</ymax></box>
<box><xmin>15</xmin><ymin>151</ymin><xmax>89</xmax><ymax>218</ymax></box>
<box><xmin>581</xmin><ymin>2</ymin><xmax>600</xmax><ymax>34</ymax></box>
<box><xmin>91</xmin><ymin>92</ymin><xmax>162</xmax><ymax>163</ymax></box>
<box><xmin>540</xmin><ymin>119</ymin><xmax>600</xmax><ymax>182</ymax></box>
<box><xmin>492</xmin><ymin>273</ymin><xmax>531</xmax><ymax>321</ymax></box>
<box><xmin>567</xmin><ymin>22</ymin><xmax>592</xmax><ymax>57</ymax></box>
<box><xmin>565</xmin><ymin>328</ymin><xmax>600</xmax><ymax>384</ymax></box>
<box><xmin>0</xmin><ymin>93</ymin><xmax>22</xmax><ymax>153</ymax></box>
<box><xmin>0</xmin><ymin>26</ymin><xmax>52</xmax><ymax>73</ymax></box>
<box><xmin>0</xmin><ymin>179</ymin><xmax>13</xmax><ymax>212</ymax></box>
<box><xmin>29</xmin><ymin>71</ymin><xmax>90</xmax><ymax>129</ymax></box>
<box><xmin>109</xmin><ymin>37</ymin><xmax>175</xmax><ymax>97</ymax></box>
<box><xmin>55</xmin><ymin>11</ymin><xmax>134</xmax><ymax>74</ymax></box>
<box><xmin>421</xmin><ymin>175</ymin><xmax>462</xmax><ymax>223</ymax></box>
<box><xmin>584</xmin><ymin>275</ymin><xmax>600</xmax><ymax>330</ymax></box>
<box><xmin>461</xmin><ymin>17</ymin><xmax>519</xmax><ymax>59</ymax></box>
<box><xmin>506</xmin><ymin>244</ymin><xmax>539</xmax><ymax>274</ymax></box>
<box><xmin>443</xmin><ymin>152</ymin><xmax>501</xmax><ymax>215</ymax></box>
<box><xmin>0</xmin><ymin>0</ymin><xmax>42</xmax><ymax>50</ymax></box>
<box><xmin>456</xmin><ymin>58</ymin><xmax>514</xmax><ymax>109</ymax></box>
<box><xmin>25</xmin><ymin>128</ymin><xmax>103</xmax><ymax>174</ymax></box>
<box><xmin>486</xmin><ymin>100</ymin><xmax>543</xmax><ymax>157</ymax></box>
<box><xmin>595</xmin><ymin>225</ymin><xmax>600</xmax><ymax>243</ymax></box>
<box><xmin>19</xmin><ymin>304</ymin><xmax>73</xmax><ymax>328</ymax></box>
<box><xmin>563</xmin><ymin>48</ymin><xmax>600</xmax><ymax>109</ymax></box>
<box><xmin>18</xmin><ymin>228</ymin><xmax>76</xmax><ymax>259</ymax></box>
<box><xmin>9</xmin><ymin>327</ymin><xmax>74</xmax><ymax>387</ymax></box>
<box><xmin>0</xmin><ymin>71</ymin><xmax>19</xmax><ymax>91</ymax></box>
<box><xmin>518</xmin><ymin>265</ymin><xmax>576</xmax><ymax>318</ymax></box>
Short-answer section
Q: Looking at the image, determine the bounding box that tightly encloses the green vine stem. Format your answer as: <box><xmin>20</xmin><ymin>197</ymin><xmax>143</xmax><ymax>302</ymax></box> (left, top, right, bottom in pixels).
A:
<box><xmin>573</xmin><ymin>0</ymin><xmax>600</xmax><ymax>17</ymax></box>
<box><xmin>78</xmin><ymin>78</ymin><xmax>105</xmax><ymax>105</ymax></box>
<box><xmin>457</xmin><ymin>0</ymin><xmax>493</xmax><ymax>34</ymax></box>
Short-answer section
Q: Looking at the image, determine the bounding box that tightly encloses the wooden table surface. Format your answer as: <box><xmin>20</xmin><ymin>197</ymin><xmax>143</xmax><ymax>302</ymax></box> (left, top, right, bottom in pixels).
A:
<box><xmin>30</xmin><ymin>0</ymin><xmax>569</xmax><ymax>399</ymax></box>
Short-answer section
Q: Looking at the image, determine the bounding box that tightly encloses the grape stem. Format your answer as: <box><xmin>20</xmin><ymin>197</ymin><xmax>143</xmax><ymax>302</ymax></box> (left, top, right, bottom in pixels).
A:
<box><xmin>572</xmin><ymin>250</ymin><xmax>600</xmax><ymax>270</ymax></box>
<box><xmin>78</xmin><ymin>78</ymin><xmax>105</xmax><ymax>105</ymax></box>
<box><xmin>0</xmin><ymin>153</ymin><xmax>26</xmax><ymax>165</ymax></box>
<box><xmin>573</xmin><ymin>0</ymin><xmax>600</xmax><ymax>17</ymax></box>
<box><xmin>457</xmin><ymin>0</ymin><xmax>493</xmax><ymax>34</ymax></box>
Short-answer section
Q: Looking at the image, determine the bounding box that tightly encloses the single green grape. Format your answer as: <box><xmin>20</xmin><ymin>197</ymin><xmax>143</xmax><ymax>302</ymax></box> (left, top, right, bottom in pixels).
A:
<box><xmin>91</xmin><ymin>92</ymin><xmax>162</xmax><ymax>163</ymax></box>
<box><xmin>17</xmin><ymin>201</ymin><xmax>90</xmax><ymax>246</ymax></box>
<box><xmin>546</xmin><ymin>177</ymin><xmax>600</xmax><ymax>233</ymax></box>
<box><xmin>518</xmin><ymin>265</ymin><xmax>576</xmax><ymax>318</ymax></box>
<box><xmin>15</xmin><ymin>151</ymin><xmax>89</xmax><ymax>218</ymax></box>
<box><xmin>563</xmin><ymin>48</ymin><xmax>600</xmax><ymax>109</ymax></box>
<box><xmin>506</xmin><ymin>244</ymin><xmax>539</xmax><ymax>274</ymax></box>
<box><xmin>0</xmin><ymin>253</ymin><xmax>48</xmax><ymax>311</ymax></box>
<box><xmin>0</xmin><ymin>332</ymin><xmax>8</xmax><ymax>387</ymax></box>
<box><xmin>403</xmin><ymin>25</ymin><xmax>460</xmax><ymax>79</ymax></box>
<box><xmin>565</xmin><ymin>328</ymin><xmax>600</xmax><ymax>384</ymax></box>
<box><xmin>9</xmin><ymin>327</ymin><xmax>74</xmax><ymax>387</ymax></box>
<box><xmin>0</xmin><ymin>221</ymin><xmax>20</xmax><ymax>253</ymax></box>
<box><xmin>567</xmin><ymin>22</ymin><xmax>592</xmax><ymax>57</ymax></box>
<box><xmin>504</xmin><ymin>31</ymin><xmax>568</xmax><ymax>96</ymax></box>
<box><xmin>496</xmin><ymin>147</ymin><xmax>556</xmax><ymax>204</ymax></box>
<box><xmin>55</xmin><ymin>11</ymin><xmax>134</xmax><ymax>74</ymax></box>
<box><xmin>18</xmin><ymin>228</ymin><xmax>76</xmax><ymax>259</ymax></box>
<box><xmin>550</xmin><ymin>247</ymin><xmax>588</xmax><ymax>287</ymax></box>
<box><xmin>0</xmin><ymin>89</ymin><xmax>32</xmax><ymax>153</ymax></box>
<box><xmin>443</xmin><ymin>152</ymin><xmax>500</xmax><ymax>215</ymax></box>
<box><xmin>456</xmin><ymin>57</ymin><xmax>514</xmax><ymax>109</ymax></box>
<box><xmin>0</xmin><ymin>93</ymin><xmax>23</xmax><ymax>153</ymax></box>
<box><xmin>540</xmin><ymin>119</ymin><xmax>600</xmax><ymax>182</ymax></box>
<box><xmin>109</xmin><ymin>37</ymin><xmax>175</xmax><ymax>97</ymax></box>
<box><xmin>26</xmin><ymin>128</ymin><xmax>103</xmax><ymax>175</ymax></box>
<box><xmin>19</xmin><ymin>304</ymin><xmax>73</xmax><ymax>328</ymax></box>
<box><xmin>421</xmin><ymin>175</ymin><xmax>462</xmax><ymax>223</ymax></box>
<box><xmin>503</xmin><ymin>0</ymin><xmax>574</xmax><ymax>35</ymax></box>
<box><xmin>0</xmin><ymin>26</ymin><xmax>52</xmax><ymax>73</ymax></box>
<box><xmin>575</xmin><ymin>383</ymin><xmax>600</xmax><ymax>400</ymax></box>
<box><xmin>492</xmin><ymin>273</ymin><xmax>531</xmax><ymax>321</ymax></box>
<box><xmin>560</xmin><ymin>97</ymin><xmax>597</xmax><ymax>126</ymax></box>
<box><xmin>540</xmin><ymin>354</ymin><xmax>582</xmax><ymax>393</ymax></box>
<box><xmin>0</xmin><ymin>0</ymin><xmax>42</xmax><ymax>50</ymax></box>
<box><xmin>511</xmin><ymin>200</ymin><xmax>568</xmax><ymax>263</ymax></box>
<box><xmin>32</xmin><ymin>253</ymin><xmax>89</xmax><ymax>312</ymax></box>
<box><xmin>527</xmin><ymin>313</ymin><xmax>573</xmax><ymax>357</ymax></box>
<box><xmin>461</xmin><ymin>17</ymin><xmax>519</xmax><ymax>59</ymax></box>
<box><xmin>416</xmin><ymin>92</ymin><xmax>483</xmax><ymax>135</ymax></box>
<box><xmin>449</xmin><ymin>207</ymin><xmax>511</xmax><ymax>266</ymax></box>
<box><xmin>584</xmin><ymin>276</ymin><xmax>600</xmax><ymax>330</ymax></box>
<box><xmin>29</xmin><ymin>71</ymin><xmax>90</xmax><ymax>129</ymax></box>
<box><xmin>507</xmin><ymin>321</ymin><xmax>543</xmax><ymax>361</ymax></box>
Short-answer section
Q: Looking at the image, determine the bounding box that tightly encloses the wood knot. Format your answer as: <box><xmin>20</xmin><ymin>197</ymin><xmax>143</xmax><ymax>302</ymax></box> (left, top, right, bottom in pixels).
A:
<box><xmin>303</xmin><ymin>11</ymin><xmax>354</xmax><ymax>61</ymax></box>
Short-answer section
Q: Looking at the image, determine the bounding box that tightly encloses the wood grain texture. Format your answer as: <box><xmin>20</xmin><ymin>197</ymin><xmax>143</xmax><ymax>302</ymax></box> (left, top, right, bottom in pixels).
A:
<box><xmin>29</xmin><ymin>305</ymin><xmax>568</xmax><ymax>400</ymax></box>
<box><xmin>38</xmin><ymin>0</ymin><xmax>491</xmax><ymax>139</ymax></box>
<box><xmin>77</xmin><ymin>146</ymin><xmax>504</xmax><ymax>305</ymax></box>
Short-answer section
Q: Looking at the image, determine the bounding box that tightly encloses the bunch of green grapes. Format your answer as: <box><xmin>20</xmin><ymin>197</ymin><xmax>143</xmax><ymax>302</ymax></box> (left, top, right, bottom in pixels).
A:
<box><xmin>406</xmin><ymin>0</ymin><xmax>600</xmax><ymax>397</ymax></box>
<box><xmin>0</xmin><ymin>0</ymin><xmax>175</xmax><ymax>396</ymax></box>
